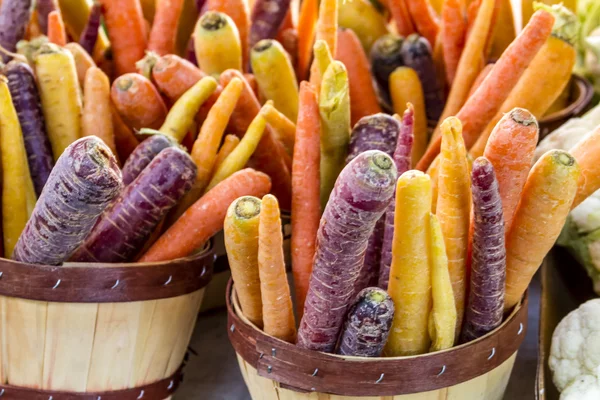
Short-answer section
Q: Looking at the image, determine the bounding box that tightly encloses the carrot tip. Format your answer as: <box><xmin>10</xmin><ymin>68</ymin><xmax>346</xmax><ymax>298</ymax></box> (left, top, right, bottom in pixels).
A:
<box><xmin>551</xmin><ymin>150</ymin><xmax>576</xmax><ymax>167</ymax></box>
<box><xmin>200</xmin><ymin>11</ymin><xmax>228</xmax><ymax>31</ymax></box>
<box><xmin>509</xmin><ymin>108</ymin><xmax>538</xmax><ymax>127</ymax></box>
<box><xmin>234</xmin><ymin>196</ymin><xmax>262</xmax><ymax>219</ymax></box>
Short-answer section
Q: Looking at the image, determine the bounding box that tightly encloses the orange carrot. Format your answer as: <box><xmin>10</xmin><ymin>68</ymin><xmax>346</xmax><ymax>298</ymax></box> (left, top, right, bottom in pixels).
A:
<box><xmin>570</xmin><ymin>126</ymin><xmax>600</xmax><ymax>209</ymax></box>
<box><xmin>466</xmin><ymin>0</ymin><xmax>480</xmax><ymax>35</ymax></box>
<box><xmin>258</xmin><ymin>194</ymin><xmax>297</xmax><ymax>342</ymax></box>
<box><xmin>141</xmin><ymin>168</ymin><xmax>272</xmax><ymax>262</ymax></box>
<box><xmin>291</xmin><ymin>81</ymin><xmax>320</xmax><ymax>319</ymax></box>
<box><xmin>65</xmin><ymin>42</ymin><xmax>97</xmax><ymax>89</ymax></box>
<box><xmin>388</xmin><ymin>0</ymin><xmax>416</xmax><ymax>36</ymax></box>
<box><xmin>296</xmin><ymin>0</ymin><xmax>318</xmax><ymax>80</ymax></box>
<box><xmin>405</xmin><ymin>0</ymin><xmax>439</xmax><ymax>47</ymax></box>
<box><xmin>482</xmin><ymin>108</ymin><xmax>538</xmax><ymax>234</ymax></box>
<box><xmin>315</xmin><ymin>0</ymin><xmax>338</xmax><ymax>57</ymax></box>
<box><xmin>148</xmin><ymin>53</ymin><xmax>207</xmax><ymax>102</ymax></box>
<box><xmin>416</xmin><ymin>10</ymin><xmax>554</xmax><ymax>171</ymax></box>
<box><xmin>47</xmin><ymin>10</ymin><xmax>67</xmax><ymax>46</ymax></box>
<box><xmin>110</xmin><ymin>104</ymin><xmax>139</xmax><ymax>162</ymax></box>
<box><xmin>206</xmin><ymin>0</ymin><xmax>251</xmax><ymax>69</ymax></box>
<box><xmin>335</xmin><ymin>28</ymin><xmax>381</xmax><ymax>126</ymax></box>
<box><xmin>220</xmin><ymin>69</ymin><xmax>292</xmax><ymax>208</ymax></box>
<box><xmin>147</xmin><ymin>0</ymin><xmax>185</xmax><ymax>55</ymax></box>
<box><xmin>82</xmin><ymin>67</ymin><xmax>118</xmax><ymax>159</ymax></box>
<box><xmin>111</xmin><ymin>73</ymin><xmax>168</xmax><ymax>130</ymax></box>
<box><xmin>212</xmin><ymin>134</ymin><xmax>241</xmax><ymax>174</ymax></box>
<box><xmin>441</xmin><ymin>0</ymin><xmax>467</xmax><ymax>85</ymax></box>
<box><xmin>99</xmin><ymin>0</ymin><xmax>148</xmax><ymax>76</ymax></box>
<box><xmin>261</xmin><ymin>100</ymin><xmax>296</xmax><ymax>155</ymax></box>
<box><xmin>467</xmin><ymin>62</ymin><xmax>493</xmax><ymax>97</ymax></box>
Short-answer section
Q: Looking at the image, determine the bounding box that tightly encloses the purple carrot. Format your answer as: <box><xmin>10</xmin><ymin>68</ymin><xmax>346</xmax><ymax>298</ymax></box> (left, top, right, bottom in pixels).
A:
<box><xmin>346</xmin><ymin>114</ymin><xmax>401</xmax><ymax>295</ymax></box>
<box><xmin>70</xmin><ymin>147</ymin><xmax>196</xmax><ymax>263</ymax></box>
<box><xmin>249</xmin><ymin>0</ymin><xmax>291</xmax><ymax>50</ymax></box>
<box><xmin>121</xmin><ymin>134</ymin><xmax>177</xmax><ymax>185</ymax></box>
<box><xmin>0</xmin><ymin>0</ymin><xmax>32</xmax><ymax>62</ymax></box>
<box><xmin>4</xmin><ymin>61</ymin><xmax>54</xmax><ymax>197</ymax></box>
<box><xmin>370</xmin><ymin>34</ymin><xmax>404</xmax><ymax>102</ymax></box>
<box><xmin>378</xmin><ymin>106</ymin><xmax>414</xmax><ymax>289</ymax></box>
<box><xmin>13</xmin><ymin>137</ymin><xmax>122</xmax><ymax>265</ymax></box>
<box><xmin>461</xmin><ymin>157</ymin><xmax>506</xmax><ymax>343</ymax></box>
<box><xmin>79</xmin><ymin>2</ymin><xmax>103</xmax><ymax>55</ymax></box>
<box><xmin>297</xmin><ymin>150</ymin><xmax>397</xmax><ymax>353</ymax></box>
<box><xmin>36</xmin><ymin>0</ymin><xmax>56</xmax><ymax>35</ymax></box>
<box><xmin>337</xmin><ymin>287</ymin><xmax>394</xmax><ymax>357</ymax></box>
<box><xmin>400</xmin><ymin>34</ymin><xmax>445</xmax><ymax>124</ymax></box>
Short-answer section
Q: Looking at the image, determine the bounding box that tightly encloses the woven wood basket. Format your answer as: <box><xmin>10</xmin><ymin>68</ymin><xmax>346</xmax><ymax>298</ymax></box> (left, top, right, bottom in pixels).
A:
<box><xmin>227</xmin><ymin>280</ymin><xmax>528</xmax><ymax>399</ymax></box>
<box><xmin>0</xmin><ymin>242</ymin><xmax>214</xmax><ymax>400</ymax></box>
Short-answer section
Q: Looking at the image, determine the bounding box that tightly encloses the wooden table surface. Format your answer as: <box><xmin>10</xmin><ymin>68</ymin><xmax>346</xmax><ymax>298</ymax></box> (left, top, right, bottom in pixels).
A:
<box><xmin>178</xmin><ymin>275</ymin><xmax>541</xmax><ymax>400</ymax></box>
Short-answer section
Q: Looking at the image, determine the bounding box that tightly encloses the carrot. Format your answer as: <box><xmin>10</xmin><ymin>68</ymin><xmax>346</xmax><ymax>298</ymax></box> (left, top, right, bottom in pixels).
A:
<box><xmin>467</xmin><ymin>63</ymin><xmax>493</xmax><ymax>98</ymax></box>
<box><xmin>296</xmin><ymin>0</ymin><xmax>318</xmax><ymax>80</ymax></box>
<box><xmin>34</xmin><ymin>43</ymin><xmax>83</xmax><ymax>160</ymax></box>
<box><xmin>335</xmin><ymin>28</ymin><xmax>381</xmax><ymax>126</ymax></box>
<box><xmin>385</xmin><ymin>170</ymin><xmax>432</xmax><ymax>356</ymax></box>
<box><xmin>436</xmin><ymin>117</ymin><xmax>471</xmax><ymax>337</ymax></box>
<box><xmin>466</xmin><ymin>0</ymin><xmax>480</xmax><ymax>35</ymax></box>
<box><xmin>258</xmin><ymin>194</ymin><xmax>296</xmax><ymax>342</ymax></box>
<box><xmin>429</xmin><ymin>212</ymin><xmax>457</xmax><ymax>351</ymax></box>
<box><xmin>139</xmin><ymin>0</ymin><xmax>155</xmax><ymax>23</ymax></box>
<box><xmin>64</xmin><ymin>42</ymin><xmax>97</xmax><ymax>89</ymax></box>
<box><xmin>469</xmin><ymin>4</ymin><xmax>577</xmax><ymax>158</ymax></box>
<box><xmin>0</xmin><ymin>77</ymin><xmax>37</xmax><ymax>257</ymax></box>
<box><xmin>220</xmin><ymin>69</ymin><xmax>292</xmax><ymax>208</ymax></box>
<box><xmin>389</xmin><ymin>68</ymin><xmax>428</xmax><ymax>166</ymax></box>
<box><xmin>140</xmin><ymin>168</ymin><xmax>272</xmax><ymax>262</ymax></box>
<box><xmin>174</xmin><ymin>0</ymin><xmax>199</xmax><ymax>56</ymax></box>
<box><xmin>405</xmin><ymin>0</ymin><xmax>439</xmax><ymax>47</ymax></box>
<box><xmin>194</xmin><ymin>11</ymin><xmax>242</xmax><ymax>76</ymax></box>
<box><xmin>26</xmin><ymin>9</ymin><xmax>43</xmax><ymax>41</ymax></box>
<box><xmin>441</xmin><ymin>0</ymin><xmax>467</xmax><ymax>86</ymax></box>
<box><xmin>212</xmin><ymin>134</ymin><xmax>240</xmax><ymax>174</ymax></box>
<box><xmin>388</xmin><ymin>0</ymin><xmax>416</xmax><ymax>37</ymax></box>
<box><xmin>82</xmin><ymin>67</ymin><xmax>118</xmax><ymax>159</ymax></box>
<box><xmin>504</xmin><ymin>150</ymin><xmax>579</xmax><ymax>310</ymax></box>
<box><xmin>148</xmin><ymin>0</ymin><xmax>185</xmax><ymax>55</ymax></box>
<box><xmin>47</xmin><ymin>10</ymin><xmax>67</xmax><ymax>46</ymax></box>
<box><xmin>261</xmin><ymin>100</ymin><xmax>295</xmax><ymax>155</ymax></box>
<box><xmin>251</xmin><ymin>39</ymin><xmax>299</xmax><ymax>122</ymax></box>
<box><xmin>111</xmin><ymin>73</ymin><xmax>168</xmax><ymax>131</ymax></box>
<box><xmin>79</xmin><ymin>1</ymin><xmax>103</xmax><ymax>55</ymax></box>
<box><xmin>570</xmin><ymin>126</ymin><xmax>600</xmax><ymax>209</ymax></box>
<box><xmin>158</xmin><ymin>76</ymin><xmax>219</xmax><ymax>142</ymax></box>
<box><xmin>110</xmin><ymin>104</ymin><xmax>140</xmax><ymax>162</ymax></box>
<box><xmin>0</xmin><ymin>0</ymin><xmax>32</xmax><ymax>62</ymax></box>
<box><xmin>417</xmin><ymin>9</ymin><xmax>555</xmax><ymax>171</ymax></box>
<box><xmin>309</xmin><ymin>39</ymin><xmax>333</xmax><ymax>91</ymax></box>
<box><xmin>279</xmin><ymin>27</ymin><xmax>298</xmax><ymax>67</ymax></box>
<box><xmin>36</xmin><ymin>0</ymin><xmax>55</xmax><ymax>35</ymax></box>
<box><xmin>149</xmin><ymin>54</ymin><xmax>207</xmax><ymax>103</ymax></box>
<box><xmin>338</xmin><ymin>0</ymin><xmax>389</xmax><ymax>52</ymax></box>
<box><xmin>319</xmin><ymin>61</ymin><xmax>350</xmax><ymax>209</ymax></box>
<box><xmin>206</xmin><ymin>111</ymin><xmax>266</xmax><ymax>191</ymax></box>
<box><xmin>488</xmin><ymin>0</ymin><xmax>515</xmax><ymax>59</ymax></box>
<box><xmin>58</xmin><ymin>0</ymin><xmax>111</xmax><ymax>61</ymax></box>
<box><xmin>205</xmin><ymin>0</ymin><xmax>250</xmax><ymax>69</ymax></box>
<box><xmin>224</xmin><ymin>196</ymin><xmax>263</xmax><ymax>328</ymax></box>
<box><xmin>481</xmin><ymin>109</ymin><xmax>539</xmax><ymax>234</ymax></box>
<box><xmin>99</xmin><ymin>0</ymin><xmax>147</xmax><ymax>76</ymax></box>
<box><xmin>249</xmin><ymin>0</ymin><xmax>291</xmax><ymax>50</ymax></box>
<box><xmin>315</xmin><ymin>0</ymin><xmax>338</xmax><ymax>58</ymax></box>
<box><xmin>291</xmin><ymin>81</ymin><xmax>320</xmax><ymax>318</ymax></box>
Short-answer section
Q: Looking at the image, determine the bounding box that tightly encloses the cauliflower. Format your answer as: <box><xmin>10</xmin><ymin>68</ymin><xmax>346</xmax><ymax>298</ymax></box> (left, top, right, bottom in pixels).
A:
<box><xmin>549</xmin><ymin>299</ymin><xmax>600</xmax><ymax>395</ymax></box>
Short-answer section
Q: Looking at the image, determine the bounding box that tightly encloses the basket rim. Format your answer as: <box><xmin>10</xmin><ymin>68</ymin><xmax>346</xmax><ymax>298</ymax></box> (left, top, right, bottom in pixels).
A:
<box><xmin>0</xmin><ymin>241</ymin><xmax>215</xmax><ymax>303</ymax></box>
<box><xmin>227</xmin><ymin>279</ymin><xmax>529</xmax><ymax>396</ymax></box>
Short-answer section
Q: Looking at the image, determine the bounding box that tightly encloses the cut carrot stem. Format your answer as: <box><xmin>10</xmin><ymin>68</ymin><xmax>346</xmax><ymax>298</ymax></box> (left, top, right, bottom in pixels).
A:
<box><xmin>296</xmin><ymin>0</ymin><xmax>318</xmax><ymax>80</ymax></box>
<box><xmin>261</xmin><ymin>101</ymin><xmax>296</xmax><ymax>155</ymax></box>
<box><xmin>194</xmin><ymin>11</ymin><xmax>242</xmax><ymax>76</ymax></box>
<box><xmin>504</xmin><ymin>150</ymin><xmax>579</xmax><ymax>310</ymax></box>
<box><xmin>385</xmin><ymin>170</ymin><xmax>432</xmax><ymax>356</ymax></box>
<box><xmin>111</xmin><ymin>73</ymin><xmax>168</xmax><ymax>131</ymax></box>
<box><xmin>47</xmin><ymin>10</ymin><xmax>67</xmax><ymax>46</ymax></box>
<box><xmin>148</xmin><ymin>0</ymin><xmax>185</xmax><ymax>55</ymax></box>
<box><xmin>258</xmin><ymin>194</ymin><xmax>296</xmax><ymax>342</ymax></box>
<box><xmin>436</xmin><ymin>117</ymin><xmax>471</xmax><ymax>337</ymax></box>
<box><xmin>388</xmin><ymin>0</ymin><xmax>416</xmax><ymax>36</ymax></box>
<box><xmin>405</xmin><ymin>0</ymin><xmax>439</xmax><ymax>47</ymax></box>
<box><xmin>206</xmin><ymin>0</ymin><xmax>251</xmax><ymax>69</ymax></box>
<box><xmin>291</xmin><ymin>81</ymin><xmax>320</xmax><ymax>319</ymax></box>
<box><xmin>141</xmin><ymin>168</ymin><xmax>272</xmax><ymax>262</ymax></box>
<box><xmin>212</xmin><ymin>134</ymin><xmax>241</xmax><ymax>174</ymax></box>
<box><xmin>335</xmin><ymin>28</ymin><xmax>381</xmax><ymax>126</ymax></box>
<box><xmin>224</xmin><ymin>196</ymin><xmax>263</xmax><ymax>328</ymax></box>
<box><xmin>441</xmin><ymin>0</ymin><xmax>467</xmax><ymax>86</ymax></box>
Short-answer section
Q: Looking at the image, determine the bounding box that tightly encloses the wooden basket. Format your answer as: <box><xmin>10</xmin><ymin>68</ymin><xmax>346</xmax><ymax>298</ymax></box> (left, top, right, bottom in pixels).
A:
<box><xmin>0</xmin><ymin>242</ymin><xmax>215</xmax><ymax>399</ymax></box>
<box><xmin>227</xmin><ymin>280</ymin><xmax>528</xmax><ymax>399</ymax></box>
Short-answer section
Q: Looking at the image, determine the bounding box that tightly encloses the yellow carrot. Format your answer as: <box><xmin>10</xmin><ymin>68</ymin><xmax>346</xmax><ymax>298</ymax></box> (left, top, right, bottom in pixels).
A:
<box><xmin>261</xmin><ymin>100</ymin><xmax>296</xmax><ymax>155</ymax></box>
<box><xmin>194</xmin><ymin>11</ymin><xmax>242</xmax><ymax>76</ymax></box>
<box><xmin>0</xmin><ymin>77</ymin><xmax>36</xmax><ymax>257</ymax></box>
<box><xmin>34</xmin><ymin>43</ymin><xmax>82</xmax><ymax>160</ymax></box>
<box><xmin>258</xmin><ymin>194</ymin><xmax>296</xmax><ymax>342</ymax></box>
<box><xmin>309</xmin><ymin>39</ymin><xmax>333</xmax><ymax>91</ymax></box>
<box><xmin>206</xmin><ymin>112</ymin><xmax>266</xmax><ymax>191</ymax></box>
<box><xmin>212</xmin><ymin>134</ymin><xmax>241</xmax><ymax>174</ymax></box>
<box><xmin>338</xmin><ymin>0</ymin><xmax>389</xmax><ymax>52</ymax></box>
<box><xmin>159</xmin><ymin>76</ymin><xmax>219</xmax><ymax>143</ymax></box>
<box><xmin>436</xmin><ymin>117</ymin><xmax>471</xmax><ymax>336</ymax></box>
<box><xmin>505</xmin><ymin>150</ymin><xmax>579</xmax><ymax>310</ymax></box>
<box><xmin>57</xmin><ymin>0</ymin><xmax>110</xmax><ymax>59</ymax></box>
<box><xmin>224</xmin><ymin>196</ymin><xmax>263</xmax><ymax>328</ymax></box>
<box><xmin>389</xmin><ymin>67</ymin><xmax>428</xmax><ymax>166</ymax></box>
<box><xmin>250</xmin><ymin>39</ymin><xmax>299</xmax><ymax>122</ymax></box>
<box><xmin>385</xmin><ymin>170</ymin><xmax>432</xmax><ymax>356</ymax></box>
<box><xmin>428</xmin><ymin>212</ymin><xmax>457</xmax><ymax>352</ymax></box>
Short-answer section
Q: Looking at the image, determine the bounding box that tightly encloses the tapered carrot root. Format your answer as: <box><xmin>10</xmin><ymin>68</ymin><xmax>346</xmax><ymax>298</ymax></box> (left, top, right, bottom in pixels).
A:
<box><xmin>261</xmin><ymin>101</ymin><xmax>295</xmax><ymax>155</ymax></box>
<box><xmin>570</xmin><ymin>126</ymin><xmax>600</xmax><ymax>209</ymax></box>
<box><xmin>225</xmin><ymin>196</ymin><xmax>263</xmax><ymax>328</ymax></box>
<box><xmin>111</xmin><ymin>73</ymin><xmax>168</xmax><ymax>131</ymax></box>
<box><xmin>82</xmin><ymin>67</ymin><xmax>118</xmax><ymax>159</ymax></box>
<box><xmin>47</xmin><ymin>10</ymin><xmax>67</xmax><ymax>46</ymax></box>
<box><xmin>148</xmin><ymin>0</ymin><xmax>185</xmax><ymax>55</ymax></box>
<box><xmin>441</xmin><ymin>0</ymin><xmax>467</xmax><ymax>86</ymax></box>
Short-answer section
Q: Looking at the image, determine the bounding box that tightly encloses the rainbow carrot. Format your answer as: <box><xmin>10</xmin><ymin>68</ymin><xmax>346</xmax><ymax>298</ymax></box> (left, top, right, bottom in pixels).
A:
<box><xmin>194</xmin><ymin>11</ymin><xmax>242</xmax><ymax>76</ymax></box>
<box><xmin>441</xmin><ymin>0</ymin><xmax>467</xmax><ymax>85</ymax></box>
<box><xmin>405</xmin><ymin>0</ymin><xmax>439</xmax><ymax>47</ymax></box>
<box><xmin>212</xmin><ymin>134</ymin><xmax>240</xmax><ymax>174</ymax></box>
<box><xmin>47</xmin><ymin>10</ymin><xmax>67</xmax><ymax>46</ymax></box>
<box><xmin>388</xmin><ymin>0</ymin><xmax>416</xmax><ymax>36</ymax></box>
<box><xmin>206</xmin><ymin>0</ymin><xmax>250</xmax><ymax>68</ymax></box>
<box><xmin>148</xmin><ymin>0</ymin><xmax>185</xmax><ymax>55</ymax></box>
<box><xmin>570</xmin><ymin>126</ymin><xmax>600</xmax><ymax>209</ymax></box>
<box><xmin>261</xmin><ymin>100</ymin><xmax>296</xmax><ymax>155</ymax></box>
<box><xmin>296</xmin><ymin>0</ymin><xmax>318</xmax><ymax>80</ymax></box>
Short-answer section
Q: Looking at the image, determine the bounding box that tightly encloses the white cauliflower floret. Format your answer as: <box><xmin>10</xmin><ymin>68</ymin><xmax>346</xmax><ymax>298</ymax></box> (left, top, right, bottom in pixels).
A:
<box><xmin>550</xmin><ymin>299</ymin><xmax>600</xmax><ymax>392</ymax></box>
<box><xmin>560</xmin><ymin>368</ymin><xmax>600</xmax><ymax>400</ymax></box>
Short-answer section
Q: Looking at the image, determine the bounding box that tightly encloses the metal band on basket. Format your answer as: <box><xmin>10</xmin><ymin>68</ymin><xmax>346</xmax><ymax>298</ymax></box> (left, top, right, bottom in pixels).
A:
<box><xmin>226</xmin><ymin>280</ymin><xmax>529</xmax><ymax>397</ymax></box>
